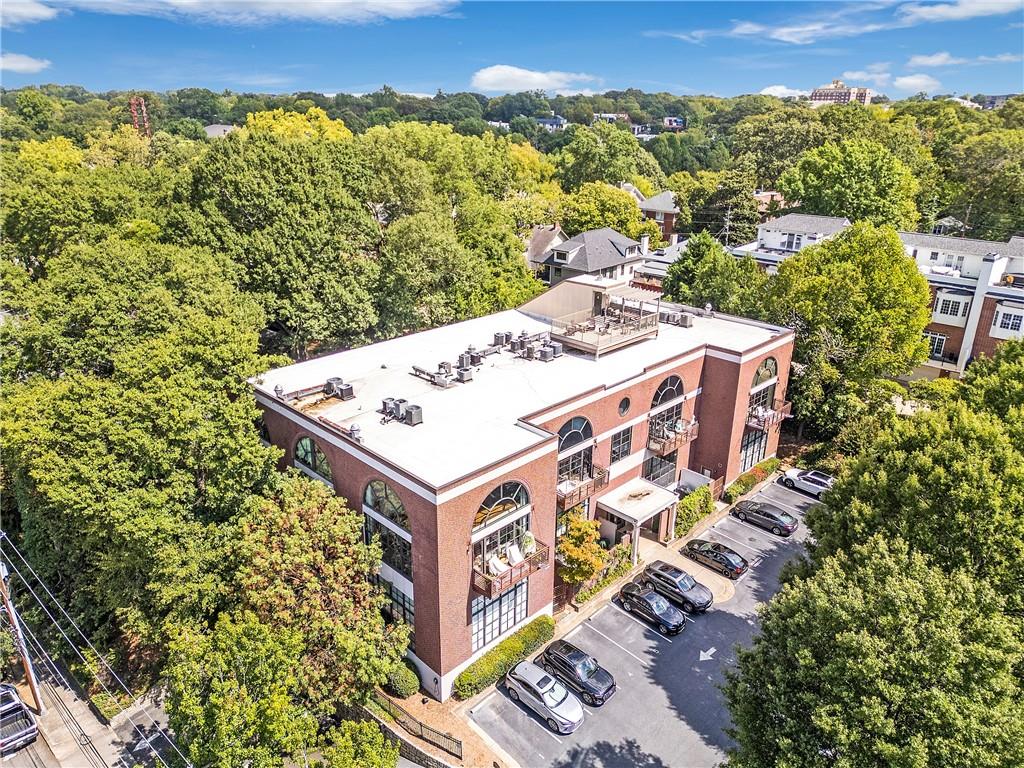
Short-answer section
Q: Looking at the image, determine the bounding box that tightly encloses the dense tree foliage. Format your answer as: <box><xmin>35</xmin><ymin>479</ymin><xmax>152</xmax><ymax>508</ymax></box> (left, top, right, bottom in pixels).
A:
<box><xmin>725</xmin><ymin>538</ymin><xmax>1024</xmax><ymax>768</ymax></box>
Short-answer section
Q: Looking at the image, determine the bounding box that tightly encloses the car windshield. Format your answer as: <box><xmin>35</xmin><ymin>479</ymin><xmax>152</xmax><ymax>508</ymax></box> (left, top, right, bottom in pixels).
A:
<box><xmin>574</xmin><ymin>656</ymin><xmax>599</xmax><ymax>680</ymax></box>
<box><xmin>649</xmin><ymin>593</ymin><xmax>670</xmax><ymax>613</ymax></box>
<box><xmin>676</xmin><ymin>573</ymin><xmax>696</xmax><ymax>590</ymax></box>
<box><xmin>779</xmin><ymin>511</ymin><xmax>796</xmax><ymax>524</ymax></box>
<box><xmin>725</xmin><ymin>553</ymin><xmax>744</xmax><ymax>566</ymax></box>
<box><xmin>541</xmin><ymin>679</ymin><xmax>570</xmax><ymax>707</ymax></box>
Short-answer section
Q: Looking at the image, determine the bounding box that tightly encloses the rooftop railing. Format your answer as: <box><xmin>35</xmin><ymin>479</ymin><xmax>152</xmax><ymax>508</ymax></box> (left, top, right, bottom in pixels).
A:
<box><xmin>472</xmin><ymin>540</ymin><xmax>550</xmax><ymax>599</ymax></box>
<box><xmin>746</xmin><ymin>398</ymin><xmax>792</xmax><ymax>431</ymax></box>
<box><xmin>556</xmin><ymin>465</ymin><xmax>610</xmax><ymax>510</ymax></box>
<box><xmin>551</xmin><ymin>310</ymin><xmax>660</xmax><ymax>356</ymax></box>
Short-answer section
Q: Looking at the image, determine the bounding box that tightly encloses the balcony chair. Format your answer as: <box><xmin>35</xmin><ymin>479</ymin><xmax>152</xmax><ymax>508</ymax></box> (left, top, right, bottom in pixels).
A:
<box><xmin>506</xmin><ymin>544</ymin><xmax>526</xmax><ymax>567</ymax></box>
<box><xmin>487</xmin><ymin>554</ymin><xmax>511</xmax><ymax>576</ymax></box>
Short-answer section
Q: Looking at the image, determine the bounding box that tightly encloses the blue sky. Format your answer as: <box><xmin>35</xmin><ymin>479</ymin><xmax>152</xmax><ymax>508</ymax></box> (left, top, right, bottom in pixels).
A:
<box><xmin>2</xmin><ymin>1</ymin><xmax>1022</xmax><ymax>98</ymax></box>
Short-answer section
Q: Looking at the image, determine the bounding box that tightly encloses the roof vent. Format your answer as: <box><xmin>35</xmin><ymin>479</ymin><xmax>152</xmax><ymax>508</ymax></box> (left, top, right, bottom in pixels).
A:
<box><xmin>349</xmin><ymin>423</ymin><xmax>363</xmax><ymax>443</ymax></box>
<box><xmin>274</xmin><ymin>384</ymin><xmax>285</xmax><ymax>399</ymax></box>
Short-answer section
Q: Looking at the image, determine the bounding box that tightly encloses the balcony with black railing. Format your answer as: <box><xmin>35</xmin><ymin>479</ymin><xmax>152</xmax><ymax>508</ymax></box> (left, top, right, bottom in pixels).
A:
<box><xmin>746</xmin><ymin>398</ymin><xmax>792</xmax><ymax>431</ymax></box>
<box><xmin>647</xmin><ymin>420</ymin><xmax>699</xmax><ymax>455</ymax></box>
<box><xmin>472</xmin><ymin>539</ymin><xmax>550</xmax><ymax>599</ymax></box>
<box><xmin>556</xmin><ymin>465</ymin><xmax>610</xmax><ymax>511</ymax></box>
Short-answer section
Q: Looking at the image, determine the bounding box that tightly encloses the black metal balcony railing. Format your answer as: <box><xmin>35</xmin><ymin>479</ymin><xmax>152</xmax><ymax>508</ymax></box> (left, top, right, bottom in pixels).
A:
<box><xmin>556</xmin><ymin>465</ymin><xmax>610</xmax><ymax>510</ymax></box>
<box><xmin>472</xmin><ymin>540</ymin><xmax>550</xmax><ymax>598</ymax></box>
<box><xmin>928</xmin><ymin>350</ymin><xmax>959</xmax><ymax>364</ymax></box>
<box><xmin>647</xmin><ymin>420</ymin><xmax>700</xmax><ymax>454</ymax></box>
<box><xmin>746</xmin><ymin>398</ymin><xmax>792</xmax><ymax>431</ymax></box>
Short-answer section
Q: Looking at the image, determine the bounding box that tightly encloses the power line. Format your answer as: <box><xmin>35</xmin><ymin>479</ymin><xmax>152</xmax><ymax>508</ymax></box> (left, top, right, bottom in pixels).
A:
<box><xmin>0</xmin><ymin>536</ymin><xmax>185</xmax><ymax>767</ymax></box>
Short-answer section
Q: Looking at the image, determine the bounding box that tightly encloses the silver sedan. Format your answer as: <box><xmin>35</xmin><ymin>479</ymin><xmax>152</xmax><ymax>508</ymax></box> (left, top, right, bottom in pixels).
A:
<box><xmin>504</xmin><ymin>661</ymin><xmax>585</xmax><ymax>734</ymax></box>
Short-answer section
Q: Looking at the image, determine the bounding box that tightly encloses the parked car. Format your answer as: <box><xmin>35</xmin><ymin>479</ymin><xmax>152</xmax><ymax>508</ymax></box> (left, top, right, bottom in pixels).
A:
<box><xmin>639</xmin><ymin>561</ymin><xmax>713</xmax><ymax>613</ymax></box>
<box><xmin>0</xmin><ymin>684</ymin><xmax>37</xmax><ymax>756</ymax></box>
<box><xmin>618</xmin><ymin>582</ymin><xmax>686</xmax><ymax>635</ymax></box>
<box><xmin>731</xmin><ymin>500</ymin><xmax>798</xmax><ymax>536</ymax></box>
<box><xmin>505</xmin><ymin>661</ymin><xmax>585</xmax><ymax>734</ymax></box>
<box><xmin>682</xmin><ymin>538</ymin><xmax>749</xmax><ymax>579</ymax></box>
<box><xmin>782</xmin><ymin>468</ymin><xmax>835</xmax><ymax>498</ymax></box>
<box><xmin>539</xmin><ymin>640</ymin><xmax>616</xmax><ymax>706</ymax></box>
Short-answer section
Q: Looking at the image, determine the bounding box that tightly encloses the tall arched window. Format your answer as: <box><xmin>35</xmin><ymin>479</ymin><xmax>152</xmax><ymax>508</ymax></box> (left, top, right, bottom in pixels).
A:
<box><xmin>752</xmin><ymin>358</ymin><xmax>778</xmax><ymax>388</ymax></box>
<box><xmin>474</xmin><ymin>481</ymin><xmax>530</xmax><ymax>529</ymax></box>
<box><xmin>651</xmin><ymin>375</ymin><xmax>684</xmax><ymax>408</ymax></box>
<box><xmin>650</xmin><ymin>375</ymin><xmax>685</xmax><ymax>437</ymax></box>
<box><xmin>295</xmin><ymin>436</ymin><xmax>333</xmax><ymax>482</ymax></box>
<box><xmin>364</xmin><ymin>480</ymin><xmax>409</xmax><ymax>531</ymax></box>
<box><xmin>557</xmin><ymin>416</ymin><xmax>593</xmax><ymax>453</ymax></box>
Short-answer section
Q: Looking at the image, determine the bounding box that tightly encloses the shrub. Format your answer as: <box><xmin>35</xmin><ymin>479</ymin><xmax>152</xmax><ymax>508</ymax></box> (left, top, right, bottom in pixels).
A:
<box><xmin>575</xmin><ymin>544</ymin><xmax>634</xmax><ymax>604</ymax></box>
<box><xmin>384</xmin><ymin>659</ymin><xmax>420</xmax><ymax>699</ymax></box>
<box><xmin>723</xmin><ymin>458</ymin><xmax>781</xmax><ymax>503</ymax></box>
<box><xmin>674</xmin><ymin>485</ymin><xmax>715</xmax><ymax>538</ymax></box>
<box><xmin>452</xmin><ymin>615</ymin><xmax>555</xmax><ymax>700</ymax></box>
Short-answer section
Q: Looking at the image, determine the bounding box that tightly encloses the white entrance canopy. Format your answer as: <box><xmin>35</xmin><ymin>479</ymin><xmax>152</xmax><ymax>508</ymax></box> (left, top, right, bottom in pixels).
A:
<box><xmin>596</xmin><ymin>477</ymin><xmax>679</xmax><ymax>564</ymax></box>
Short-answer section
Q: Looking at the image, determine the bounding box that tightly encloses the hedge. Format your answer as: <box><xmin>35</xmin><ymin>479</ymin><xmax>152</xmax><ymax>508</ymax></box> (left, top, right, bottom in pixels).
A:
<box><xmin>575</xmin><ymin>543</ymin><xmax>634</xmax><ymax>604</ymax></box>
<box><xmin>674</xmin><ymin>485</ymin><xmax>715</xmax><ymax>538</ymax></box>
<box><xmin>723</xmin><ymin>458</ymin><xmax>781</xmax><ymax>503</ymax></box>
<box><xmin>453</xmin><ymin>615</ymin><xmax>555</xmax><ymax>700</ymax></box>
<box><xmin>384</xmin><ymin>658</ymin><xmax>421</xmax><ymax>699</ymax></box>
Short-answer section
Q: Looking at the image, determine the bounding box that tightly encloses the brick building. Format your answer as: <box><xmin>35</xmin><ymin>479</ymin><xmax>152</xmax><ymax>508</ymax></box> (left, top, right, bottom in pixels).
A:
<box><xmin>253</xmin><ymin>275</ymin><xmax>794</xmax><ymax>700</ymax></box>
<box><xmin>731</xmin><ymin>213</ymin><xmax>1024</xmax><ymax>378</ymax></box>
<box><xmin>809</xmin><ymin>79</ymin><xmax>872</xmax><ymax>106</ymax></box>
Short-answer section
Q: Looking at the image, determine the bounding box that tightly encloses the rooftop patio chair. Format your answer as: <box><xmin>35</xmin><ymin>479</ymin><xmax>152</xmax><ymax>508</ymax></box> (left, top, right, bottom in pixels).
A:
<box><xmin>506</xmin><ymin>544</ymin><xmax>526</xmax><ymax>566</ymax></box>
<box><xmin>488</xmin><ymin>554</ymin><xmax>511</xmax><ymax>576</ymax></box>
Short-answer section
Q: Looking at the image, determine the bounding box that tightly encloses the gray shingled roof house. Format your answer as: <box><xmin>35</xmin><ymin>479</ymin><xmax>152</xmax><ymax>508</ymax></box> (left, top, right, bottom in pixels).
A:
<box><xmin>637</xmin><ymin>190</ymin><xmax>679</xmax><ymax>215</ymax></box>
<box><xmin>539</xmin><ymin>227</ymin><xmax>648</xmax><ymax>286</ymax></box>
<box><xmin>760</xmin><ymin>213</ymin><xmax>852</xmax><ymax>236</ymax></box>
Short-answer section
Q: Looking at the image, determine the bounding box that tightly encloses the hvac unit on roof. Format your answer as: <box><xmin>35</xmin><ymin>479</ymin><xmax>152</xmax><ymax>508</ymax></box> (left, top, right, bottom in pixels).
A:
<box><xmin>494</xmin><ymin>331</ymin><xmax>509</xmax><ymax>347</ymax></box>
<box><xmin>679</xmin><ymin>313</ymin><xmax>695</xmax><ymax>328</ymax></box>
<box><xmin>393</xmin><ymin>399</ymin><xmax>408</xmax><ymax>420</ymax></box>
<box><xmin>509</xmin><ymin>338</ymin><xmax>522</xmax><ymax>352</ymax></box>
<box><xmin>539</xmin><ymin>346</ymin><xmax>554</xmax><ymax>362</ymax></box>
<box><xmin>457</xmin><ymin>367</ymin><xmax>473</xmax><ymax>383</ymax></box>
<box><xmin>470</xmin><ymin>351</ymin><xmax>483</xmax><ymax>366</ymax></box>
<box><xmin>458</xmin><ymin>352</ymin><xmax>472</xmax><ymax>369</ymax></box>
<box><xmin>382</xmin><ymin>397</ymin><xmax>396</xmax><ymax>416</ymax></box>
<box><xmin>404</xmin><ymin>404</ymin><xmax>423</xmax><ymax>426</ymax></box>
<box><xmin>438</xmin><ymin>361</ymin><xmax>453</xmax><ymax>375</ymax></box>
<box><xmin>549</xmin><ymin>341</ymin><xmax>563</xmax><ymax>357</ymax></box>
<box><xmin>324</xmin><ymin>377</ymin><xmax>354</xmax><ymax>400</ymax></box>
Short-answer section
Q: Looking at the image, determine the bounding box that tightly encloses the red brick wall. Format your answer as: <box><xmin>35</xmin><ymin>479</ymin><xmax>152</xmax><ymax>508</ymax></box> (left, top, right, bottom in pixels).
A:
<box><xmin>925</xmin><ymin>319</ymin><xmax>967</xmax><ymax>360</ymax></box>
<box><xmin>971</xmin><ymin>297</ymin><xmax>1001</xmax><ymax>360</ymax></box>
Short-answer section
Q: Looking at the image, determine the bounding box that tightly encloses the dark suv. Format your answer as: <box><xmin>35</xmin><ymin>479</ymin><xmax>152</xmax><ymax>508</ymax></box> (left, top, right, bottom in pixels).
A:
<box><xmin>639</xmin><ymin>560</ymin><xmax>713</xmax><ymax>613</ymax></box>
<box><xmin>539</xmin><ymin>640</ymin><xmax>616</xmax><ymax>706</ymax></box>
<box><xmin>618</xmin><ymin>582</ymin><xmax>686</xmax><ymax>635</ymax></box>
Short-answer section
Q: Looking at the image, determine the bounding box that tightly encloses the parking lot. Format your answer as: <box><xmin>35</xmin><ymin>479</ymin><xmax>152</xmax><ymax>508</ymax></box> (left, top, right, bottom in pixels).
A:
<box><xmin>468</xmin><ymin>479</ymin><xmax>818</xmax><ymax>768</ymax></box>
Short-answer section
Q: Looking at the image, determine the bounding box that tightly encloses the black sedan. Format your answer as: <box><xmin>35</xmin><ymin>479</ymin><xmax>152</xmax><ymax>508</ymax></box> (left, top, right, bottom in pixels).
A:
<box><xmin>682</xmin><ymin>538</ymin><xmax>749</xmax><ymax>579</ymax></box>
<box><xmin>618</xmin><ymin>582</ymin><xmax>686</xmax><ymax>635</ymax></box>
<box><xmin>639</xmin><ymin>560</ymin><xmax>713</xmax><ymax>613</ymax></box>
<box><xmin>731</xmin><ymin>500</ymin><xmax>798</xmax><ymax>536</ymax></box>
<box><xmin>539</xmin><ymin>640</ymin><xmax>616</xmax><ymax>706</ymax></box>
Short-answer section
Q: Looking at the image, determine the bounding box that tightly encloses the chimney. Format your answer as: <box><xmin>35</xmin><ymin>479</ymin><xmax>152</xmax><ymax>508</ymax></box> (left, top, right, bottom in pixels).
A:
<box><xmin>640</xmin><ymin>234</ymin><xmax>650</xmax><ymax>256</ymax></box>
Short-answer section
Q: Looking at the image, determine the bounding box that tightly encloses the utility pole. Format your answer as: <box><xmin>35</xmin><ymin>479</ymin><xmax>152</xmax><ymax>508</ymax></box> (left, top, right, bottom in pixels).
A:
<box><xmin>0</xmin><ymin>560</ymin><xmax>45</xmax><ymax>714</ymax></box>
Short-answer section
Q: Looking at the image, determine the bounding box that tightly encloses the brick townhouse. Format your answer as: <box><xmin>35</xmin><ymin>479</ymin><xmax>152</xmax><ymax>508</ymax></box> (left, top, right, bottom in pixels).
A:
<box><xmin>252</xmin><ymin>275</ymin><xmax>794</xmax><ymax>700</ymax></box>
<box><xmin>731</xmin><ymin>213</ymin><xmax>1024</xmax><ymax>378</ymax></box>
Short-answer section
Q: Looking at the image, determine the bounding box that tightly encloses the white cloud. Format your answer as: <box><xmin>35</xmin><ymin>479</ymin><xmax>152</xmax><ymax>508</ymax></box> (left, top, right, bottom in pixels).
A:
<box><xmin>978</xmin><ymin>52</ymin><xmax>1024</xmax><ymax>62</ymax></box>
<box><xmin>470</xmin><ymin>64</ymin><xmax>600</xmax><ymax>94</ymax></box>
<box><xmin>893</xmin><ymin>73</ymin><xmax>942</xmax><ymax>91</ymax></box>
<box><xmin>907</xmin><ymin>51</ymin><xmax>967</xmax><ymax>66</ymax></box>
<box><xmin>0</xmin><ymin>52</ymin><xmax>52</xmax><ymax>73</ymax></box>
<box><xmin>841</xmin><ymin>62</ymin><xmax>892</xmax><ymax>87</ymax></box>
<box><xmin>897</xmin><ymin>0</ymin><xmax>1022</xmax><ymax>24</ymax></box>
<box><xmin>760</xmin><ymin>85</ymin><xmax>810</xmax><ymax>98</ymax></box>
<box><xmin>1</xmin><ymin>0</ymin><xmax>59</xmax><ymax>26</ymax></box>
<box><xmin>5</xmin><ymin>0</ymin><xmax>460</xmax><ymax>25</ymax></box>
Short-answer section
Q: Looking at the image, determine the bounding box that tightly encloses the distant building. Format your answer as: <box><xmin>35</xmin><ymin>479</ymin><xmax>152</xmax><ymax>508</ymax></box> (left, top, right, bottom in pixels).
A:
<box><xmin>523</xmin><ymin>224</ymin><xmax>567</xmax><ymax>282</ymax></box>
<box><xmin>809</xmin><ymin>79</ymin><xmax>872</xmax><ymax>106</ymax></box>
<box><xmin>662</xmin><ymin>116</ymin><xmax>686</xmax><ymax>131</ymax></box>
<box><xmin>946</xmin><ymin>97</ymin><xmax>982</xmax><ymax>110</ymax></box>
<box><xmin>753</xmin><ymin>190</ymin><xmax>786</xmax><ymax>220</ymax></box>
<box><xmin>539</xmin><ymin>227</ymin><xmax>649</xmax><ymax>286</ymax></box>
<box><xmin>593</xmin><ymin>112</ymin><xmax>631</xmax><ymax>124</ymax></box>
<box><xmin>536</xmin><ymin>115</ymin><xmax>568</xmax><ymax>132</ymax></box>
<box><xmin>931</xmin><ymin>216</ymin><xmax>966</xmax><ymax>236</ymax></box>
<box><xmin>632</xmin><ymin>235</ymin><xmax>687</xmax><ymax>291</ymax></box>
<box><xmin>983</xmin><ymin>94</ymin><xmax>1019</xmax><ymax>110</ymax></box>
<box><xmin>486</xmin><ymin>120</ymin><xmax>511</xmax><ymax>131</ymax></box>
<box><xmin>621</xmin><ymin>183</ymin><xmax>680</xmax><ymax>240</ymax></box>
<box><xmin>203</xmin><ymin>124</ymin><xmax>237</xmax><ymax>139</ymax></box>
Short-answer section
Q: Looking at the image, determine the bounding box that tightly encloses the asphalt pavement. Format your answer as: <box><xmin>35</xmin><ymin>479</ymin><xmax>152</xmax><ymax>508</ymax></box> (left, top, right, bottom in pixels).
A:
<box><xmin>468</xmin><ymin>480</ymin><xmax>819</xmax><ymax>768</ymax></box>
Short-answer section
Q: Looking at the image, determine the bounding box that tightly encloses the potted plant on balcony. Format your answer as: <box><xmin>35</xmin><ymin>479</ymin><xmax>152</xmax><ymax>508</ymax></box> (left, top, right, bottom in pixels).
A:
<box><xmin>521</xmin><ymin>531</ymin><xmax>537</xmax><ymax>556</ymax></box>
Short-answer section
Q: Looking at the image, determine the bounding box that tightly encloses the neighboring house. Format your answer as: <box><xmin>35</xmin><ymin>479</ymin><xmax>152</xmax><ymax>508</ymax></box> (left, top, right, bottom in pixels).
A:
<box><xmin>537</xmin><ymin>115</ymin><xmax>568</xmax><ymax>132</ymax></box>
<box><xmin>946</xmin><ymin>97</ymin><xmax>982</xmax><ymax>110</ymax></box>
<box><xmin>732</xmin><ymin>214</ymin><xmax>1024</xmax><ymax>379</ymax></box>
<box><xmin>593</xmin><ymin>112</ymin><xmax>631</xmax><ymax>124</ymax></box>
<box><xmin>662</xmin><ymin>116</ymin><xmax>686</xmax><ymax>131</ymax></box>
<box><xmin>540</xmin><ymin>228</ymin><xmax>649</xmax><ymax>286</ymax></box>
<box><xmin>809</xmin><ymin>79</ymin><xmax>872</xmax><ymax>106</ymax></box>
<box><xmin>524</xmin><ymin>224</ymin><xmax>567</xmax><ymax>282</ymax></box>
<box><xmin>931</xmin><ymin>216</ymin><xmax>966</xmax><ymax>236</ymax></box>
<box><xmin>983</xmin><ymin>94</ymin><xmax>1018</xmax><ymax>110</ymax></box>
<box><xmin>621</xmin><ymin>183</ymin><xmax>680</xmax><ymax>240</ymax></box>
<box><xmin>486</xmin><ymin>120</ymin><xmax>511</xmax><ymax>131</ymax></box>
<box><xmin>203</xmin><ymin>123</ymin><xmax>237</xmax><ymax>139</ymax></box>
<box><xmin>254</xmin><ymin>274</ymin><xmax>795</xmax><ymax>700</ymax></box>
<box><xmin>753</xmin><ymin>190</ymin><xmax>786</xmax><ymax>220</ymax></box>
<box><xmin>632</xmin><ymin>235</ymin><xmax>688</xmax><ymax>291</ymax></box>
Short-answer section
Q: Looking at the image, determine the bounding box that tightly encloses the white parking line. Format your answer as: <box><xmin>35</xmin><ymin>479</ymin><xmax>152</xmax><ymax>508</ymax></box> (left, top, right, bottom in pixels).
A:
<box><xmin>709</xmin><ymin>526</ymin><xmax>770</xmax><ymax>556</ymax></box>
<box><xmin>757</xmin><ymin>491</ymin><xmax>812</xmax><ymax>515</ymax></box>
<box><xmin>581</xmin><ymin>621</ymin><xmax>651</xmax><ymax>666</ymax></box>
<box><xmin>725</xmin><ymin>515</ymin><xmax>797</xmax><ymax>540</ymax></box>
<box><xmin>523</xmin><ymin>711</ymin><xmax>563</xmax><ymax>743</ymax></box>
<box><xmin>564</xmin><ymin>626</ymin><xmax>582</xmax><ymax>641</ymax></box>
<box><xmin>610</xmin><ymin>602</ymin><xmax>674</xmax><ymax>642</ymax></box>
<box><xmin>583</xmin><ymin>707</ymin><xmax>595</xmax><ymax>716</ymax></box>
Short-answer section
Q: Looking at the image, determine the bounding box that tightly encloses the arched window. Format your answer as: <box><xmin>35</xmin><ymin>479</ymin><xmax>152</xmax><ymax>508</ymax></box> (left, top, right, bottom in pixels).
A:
<box><xmin>364</xmin><ymin>480</ymin><xmax>409</xmax><ymax>531</ymax></box>
<box><xmin>557</xmin><ymin>417</ymin><xmax>593</xmax><ymax>453</ymax></box>
<box><xmin>295</xmin><ymin>436</ymin><xmax>333</xmax><ymax>482</ymax></box>
<box><xmin>651</xmin><ymin>375</ymin><xmax>684</xmax><ymax>408</ymax></box>
<box><xmin>752</xmin><ymin>358</ymin><xmax>778</xmax><ymax>388</ymax></box>
<box><xmin>474</xmin><ymin>481</ymin><xmax>530</xmax><ymax>529</ymax></box>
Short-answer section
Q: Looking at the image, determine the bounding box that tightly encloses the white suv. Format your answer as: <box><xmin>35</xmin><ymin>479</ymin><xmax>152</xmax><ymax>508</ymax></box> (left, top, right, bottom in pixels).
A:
<box><xmin>782</xmin><ymin>468</ymin><xmax>834</xmax><ymax>499</ymax></box>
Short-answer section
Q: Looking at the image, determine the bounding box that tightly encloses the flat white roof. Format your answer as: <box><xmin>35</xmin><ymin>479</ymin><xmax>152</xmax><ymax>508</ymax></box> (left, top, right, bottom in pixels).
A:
<box><xmin>254</xmin><ymin>308</ymin><xmax>787</xmax><ymax>488</ymax></box>
<box><xmin>596</xmin><ymin>477</ymin><xmax>679</xmax><ymax>525</ymax></box>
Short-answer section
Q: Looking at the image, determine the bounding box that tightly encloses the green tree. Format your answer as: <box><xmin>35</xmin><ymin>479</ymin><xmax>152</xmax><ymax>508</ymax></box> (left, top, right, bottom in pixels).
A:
<box><xmin>556</xmin><ymin>511</ymin><xmax>608</xmax><ymax>585</ymax></box>
<box><xmin>559</xmin><ymin>181</ymin><xmax>648</xmax><ymax>238</ymax></box>
<box><xmin>235</xmin><ymin>474</ymin><xmax>408</xmax><ymax>713</ymax></box>
<box><xmin>732</xmin><ymin>107</ymin><xmax>829</xmax><ymax>187</ymax></box>
<box><xmin>555</xmin><ymin>121</ymin><xmax>664</xmax><ymax>190</ymax></box>
<box><xmin>960</xmin><ymin>337</ymin><xmax>1024</xmax><ymax>431</ymax></box>
<box><xmin>681</xmin><ymin>159</ymin><xmax>760</xmax><ymax>245</ymax></box>
<box><xmin>724</xmin><ymin>537</ymin><xmax>1024</xmax><ymax>768</ymax></box>
<box><xmin>764</xmin><ymin>222</ymin><xmax>931</xmax><ymax>436</ymax></box>
<box><xmin>948</xmin><ymin>129</ymin><xmax>1024</xmax><ymax>240</ymax></box>
<box><xmin>779</xmin><ymin>138</ymin><xmax>920</xmax><ymax>228</ymax></box>
<box><xmin>807</xmin><ymin>404</ymin><xmax>1024</xmax><ymax>616</ymax></box>
<box><xmin>316</xmin><ymin>721</ymin><xmax>399</xmax><ymax>768</ymax></box>
<box><xmin>165</xmin><ymin>611</ymin><xmax>317</xmax><ymax>768</ymax></box>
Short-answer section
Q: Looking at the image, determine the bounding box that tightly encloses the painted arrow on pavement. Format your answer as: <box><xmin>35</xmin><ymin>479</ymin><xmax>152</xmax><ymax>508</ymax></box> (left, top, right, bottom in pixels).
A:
<box><xmin>699</xmin><ymin>647</ymin><xmax>717</xmax><ymax>662</ymax></box>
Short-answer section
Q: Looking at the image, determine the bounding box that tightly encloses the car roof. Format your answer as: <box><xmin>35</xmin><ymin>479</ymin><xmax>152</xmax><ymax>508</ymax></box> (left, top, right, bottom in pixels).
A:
<box><xmin>651</xmin><ymin>560</ymin><xmax>684</xmax><ymax>578</ymax></box>
<box><xmin>514</xmin><ymin>661</ymin><xmax>553</xmax><ymax>687</ymax></box>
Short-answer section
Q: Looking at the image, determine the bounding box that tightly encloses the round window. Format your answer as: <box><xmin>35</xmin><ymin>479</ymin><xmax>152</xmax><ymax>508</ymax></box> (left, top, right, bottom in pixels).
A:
<box><xmin>618</xmin><ymin>397</ymin><xmax>631</xmax><ymax>416</ymax></box>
